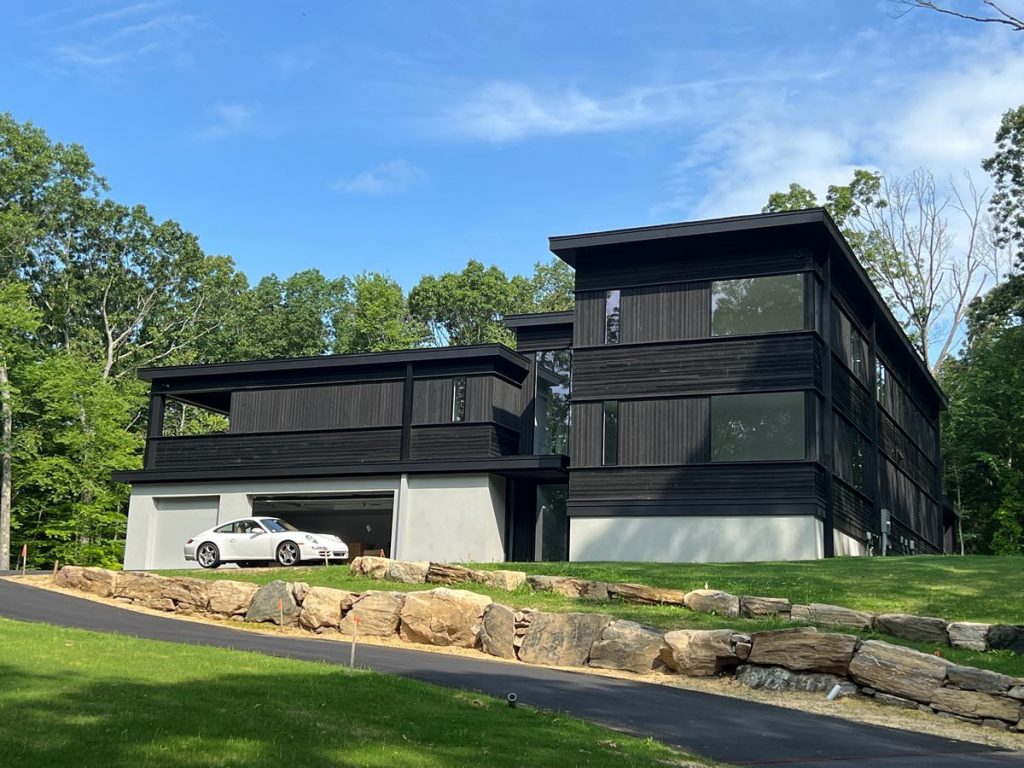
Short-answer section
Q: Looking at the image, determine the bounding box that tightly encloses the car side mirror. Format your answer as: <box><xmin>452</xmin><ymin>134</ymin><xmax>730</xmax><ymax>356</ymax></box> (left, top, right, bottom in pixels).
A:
<box><xmin>251</xmin><ymin>529</ymin><xmax>264</xmax><ymax>536</ymax></box>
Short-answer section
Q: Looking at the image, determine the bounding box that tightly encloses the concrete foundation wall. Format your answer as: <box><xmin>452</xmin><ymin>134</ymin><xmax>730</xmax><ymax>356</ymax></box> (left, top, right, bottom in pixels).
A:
<box><xmin>833</xmin><ymin>528</ymin><xmax>868</xmax><ymax>557</ymax></box>
<box><xmin>569</xmin><ymin>515</ymin><xmax>824</xmax><ymax>563</ymax></box>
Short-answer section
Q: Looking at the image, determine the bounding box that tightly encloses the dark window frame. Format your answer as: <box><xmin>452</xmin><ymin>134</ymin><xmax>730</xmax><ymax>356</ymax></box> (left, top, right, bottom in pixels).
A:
<box><xmin>604</xmin><ymin>289</ymin><xmax>621</xmax><ymax>344</ymax></box>
<box><xmin>710</xmin><ymin>272</ymin><xmax>809</xmax><ymax>338</ymax></box>
<box><xmin>452</xmin><ymin>376</ymin><xmax>467</xmax><ymax>422</ymax></box>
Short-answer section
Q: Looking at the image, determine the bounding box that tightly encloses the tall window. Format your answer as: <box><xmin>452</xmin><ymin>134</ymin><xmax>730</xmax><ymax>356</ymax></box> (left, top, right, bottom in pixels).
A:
<box><xmin>711</xmin><ymin>274</ymin><xmax>805</xmax><ymax>336</ymax></box>
<box><xmin>534</xmin><ymin>350</ymin><xmax>572</xmax><ymax>455</ymax></box>
<box><xmin>876</xmin><ymin>359</ymin><xmax>889</xmax><ymax>405</ymax></box>
<box><xmin>710</xmin><ymin>392</ymin><xmax>806</xmax><ymax>461</ymax></box>
<box><xmin>834</xmin><ymin>415</ymin><xmax>866</xmax><ymax>493</ymax></box>
<box><xmin>452</xmin><ymin>377</ymin><xmax>466</xmax><ymax>422</ymax></box>
<box><xmin>833</xmin><ymin>307</ymin><xmax>868</xmax><ymax>383</ymax></box>
<box><xmin>602</xmin><ymin>400</ymin><xmax>619</xmax><ymax>465</ymax></box>
<box><xmin>604</xmin><ymin>289</ymin><xmax>621</xmax><ymax>344</ymax></box>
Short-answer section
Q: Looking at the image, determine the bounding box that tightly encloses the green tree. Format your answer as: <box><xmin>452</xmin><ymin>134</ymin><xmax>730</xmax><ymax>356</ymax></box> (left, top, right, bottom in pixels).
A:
<box><xmin>983</xmin><ymin>105</ymin><xmax>1024</xmax><ymax>265</ymax></box>
<box><xmin>409</xmin><ymin>260</ymin><xmax>533</xmax><ymax>346</ymax></box>
<box><xmin>530</xmin><ymin>258</ymin><xmax>575</xmax><ymax>312</ymax></box>
<box><xmin>334</xmin><ymin>272</ymin><xmax>426</xmax><ymax>353</ymax></box>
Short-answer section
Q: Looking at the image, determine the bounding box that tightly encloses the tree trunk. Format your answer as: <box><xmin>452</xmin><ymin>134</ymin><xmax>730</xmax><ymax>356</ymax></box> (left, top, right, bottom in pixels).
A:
<box><xmin>1</xmin><ymin>360</ymin><xmax>12</xmax><ymax>570</ymax></box>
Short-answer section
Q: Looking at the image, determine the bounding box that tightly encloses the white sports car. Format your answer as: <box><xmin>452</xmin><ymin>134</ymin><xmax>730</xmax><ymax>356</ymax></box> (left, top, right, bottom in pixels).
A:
<box><xmin>184</xmin><ymin>516</ymin><xmax>349</xmax><ymax>568</ymax></box>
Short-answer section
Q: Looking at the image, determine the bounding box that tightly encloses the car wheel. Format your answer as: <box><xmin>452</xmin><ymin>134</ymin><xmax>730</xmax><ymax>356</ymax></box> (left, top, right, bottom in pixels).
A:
<box><xmin>276</xmin><ymin>541</ymin><xmax>301</xmax><ymax>567</ymax></box>
<box><xmin>196</xmin><ymin>542</ymin><xmax>221</xmax><ymax>569</ymax></box>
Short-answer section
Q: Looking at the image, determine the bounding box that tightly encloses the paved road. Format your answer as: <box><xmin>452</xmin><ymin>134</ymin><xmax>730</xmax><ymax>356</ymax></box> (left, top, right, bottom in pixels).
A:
<box><xmin>1</xmin><ymin>577</ymin><xmax>1021</xmax><ymax>767</ymax></box>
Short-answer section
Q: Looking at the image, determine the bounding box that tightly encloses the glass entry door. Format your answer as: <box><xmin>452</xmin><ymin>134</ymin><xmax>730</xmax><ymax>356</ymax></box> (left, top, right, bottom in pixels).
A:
<box><xmin>536</xmin><ymin>483</ymin><xmax>568</xmax><ymax>561</ymax></box>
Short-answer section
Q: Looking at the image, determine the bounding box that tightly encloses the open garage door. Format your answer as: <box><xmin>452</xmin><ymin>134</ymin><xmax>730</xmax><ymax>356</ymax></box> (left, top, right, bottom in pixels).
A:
<box><xmin>151</xmin><ymin>496</ymin><xmax>220</xmax><ymax>569</ymax></box>
<box><xmin>251</xmin><ymin>493</ymin><xmax>394</xmax><ymax>559</ymax></box>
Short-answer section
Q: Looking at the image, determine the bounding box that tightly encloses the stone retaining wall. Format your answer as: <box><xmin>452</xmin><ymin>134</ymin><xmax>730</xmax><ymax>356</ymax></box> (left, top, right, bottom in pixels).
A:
<box><xmin>53</xmin><ymin>565</ymin><xmax>1024</xmax><ymax>733</ymax></box>
<box><xmin>349</xmin><ymin>556</ymin><xmax>1024</xmax><ymax>656</ymax></box>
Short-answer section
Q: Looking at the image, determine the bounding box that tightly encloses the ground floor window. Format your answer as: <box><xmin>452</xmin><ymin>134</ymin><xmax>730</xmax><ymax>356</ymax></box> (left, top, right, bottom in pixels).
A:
<box><xmin>710</xmin><ymin>391</ymin><xmax>806</xmax><ymax>462</ymax></box>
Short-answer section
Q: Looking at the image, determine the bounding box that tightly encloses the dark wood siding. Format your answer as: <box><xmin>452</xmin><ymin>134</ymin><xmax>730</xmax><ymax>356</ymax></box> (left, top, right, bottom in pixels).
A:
<box><xmin>572</xmin><ymin>333</ymin><xmax>824</xmax><ymax>401</ymax></box>
<box><xmin>493</xmin><ymin>376</ymin><xmax>523</xmax><ymax>431</ymax></box>
<box><xmin>831</xmin><ymin>365</ymin><xmax>872</xmax><ymax>435</ymax></box>
<box><xmin>411</xmin><ymin>378</ymin><xmax>454</xmax><ymax>424</ymax></box>
<box><xmin>230</xmin><ymin>382</ymin><xmax>403</xmax><ymax>433</ymax></box>
<box><xmin>619</xmin><ymin>398</ymin><xmax>709</xmax><ymax>465</ymax></box>
<box><xmin>515</xmin><ymin>324</ymin><xmax>574</xmax><ymax>352</ymax></box>
<box><xmin>409</xmin><ymin>424</ymin><xmax>519</xmax><ymax>459</ymax></box>
<box><xmin>574</xmin><ymin>290</ymin><xmax>606</xmax><ymax>347</ymax></box>
<box><xmin>832</xmin><ymin>481</ymin><xmax>874</xmax><ymax>540</ymax></box>
<box><xmin>619</xmin><ymin>282</ymin><xmax>710</xmax><ymax>343</ymax></box>
<box><xmin>570</xmin><ymin>402</ymin><xmax>604</xmax><ymax>467</ymax></box>
<box><xmin>150</xmin><ymin>428</ymin><xmax>403</xmax><ymax>470</ymax></box>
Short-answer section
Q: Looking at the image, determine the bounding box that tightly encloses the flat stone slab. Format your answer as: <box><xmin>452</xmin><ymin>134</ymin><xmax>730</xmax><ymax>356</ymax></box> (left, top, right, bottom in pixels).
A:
<box><xmin>518</xmin><ymin>612</ymin><xmax>612</xmax><ymax>667</ymax></box>
<box><xmin>874</xmin><ymin>613</ymin><xmax>948</xmax><ymax>644</ymax></box>
<box><xmin>740</xmin><ymin>596</ymin><xmax>792</xmax><ymax>619</ymax></box>
<box><xmin>588</xmin><ymin>620</ymin><xmax>665</xmax><ymax>674</ymax></box>
<box><xmin>807</xmin><ymin>603</ymin><xmax>874</xmax><ymax>631</ymax></box>
<box><xmin>684</xmin><ymin>589</ymin><xmax>740</xmax><ymax>617</ymax></box>
<box><xmin>748</xmin><ymin>627</ymin><xmax>856</xmax><ymax>675</ymax></box>
<box><xmin>660</xmin><ymin>629</ymin><xmax>738</xmax><ymax>676</ymax></box>
<box><xmin>848</xmin><ymin>640</ymin><xmax>950</xmax><ymax>703</ymax></box>
<box><xmin>930</xmin><ymin>687</ymin><xmax>1022</xmax><ymax>723</ymax></box>
<box><xmin>948</xmin><ymin>622</ymin><xmax>990</xmax><ymax>652</ymax></box>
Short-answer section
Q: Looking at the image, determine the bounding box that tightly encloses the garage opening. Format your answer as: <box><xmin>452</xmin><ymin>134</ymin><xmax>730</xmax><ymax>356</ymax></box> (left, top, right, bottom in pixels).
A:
<box><xmin>251</xmin><ymin>493</ymin><xmax>395</xmax><ymax>559</ymax></box>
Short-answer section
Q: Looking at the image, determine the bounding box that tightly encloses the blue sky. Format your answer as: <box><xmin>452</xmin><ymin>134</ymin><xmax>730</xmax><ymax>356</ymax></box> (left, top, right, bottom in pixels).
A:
<box><xmin>3</xmin><ymin>1</ymin><xmax>1023</xmax><ymax>288</ymax></box>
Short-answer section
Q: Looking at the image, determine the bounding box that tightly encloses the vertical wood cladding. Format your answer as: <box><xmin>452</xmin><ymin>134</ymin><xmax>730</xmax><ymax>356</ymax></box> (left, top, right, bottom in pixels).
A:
<box><xmin>492</xmin><ymin>377</ymin><xmax>523</xmax><ymax>431</ymax></box>
<box><xmin>571</xmin><ymin>402</ymin><xmax>604</xmax><ymax>467</ymax></box>
<box><xmin>619</xmin><ymin>398</ymin><xmax>709</xmax><ymax>465</ymax></box>
<box><xmin>230</xmin><ymin>382</ymin><xmax>403</xmax><ymax>433</ymax></box>
<box><xmin>831</xmin><ymin>364</ymin><xmax>872</xmax><ymax>435</ymax></box>
<box><xmin>619</xmin><ymin>283</ymin><xmax>710</xmax><ymax>343</ymax></box>
<box><xmin>411</xmin><ymin>378</ymin><xmax>453</xmax><ymax>424</ymax></box>
<box><xmin>572</xmin><ymin>334</ymin><xmax>824</xmax><ymax>400</ymax></box>
<box><xmin>574</xmin><ymin>291</ymin><xmax>606</xmax><ymax>347</ymax></box>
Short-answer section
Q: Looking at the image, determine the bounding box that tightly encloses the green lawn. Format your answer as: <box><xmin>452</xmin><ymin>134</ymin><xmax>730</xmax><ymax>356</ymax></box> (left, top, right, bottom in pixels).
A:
<box><xmin>162</xmin><ymin>555</ymin><xmax>1024</xmax><ymax>676</ymax></box>
<box><xmin>0</xmin><ymin>618</ymin><xmax>707</xmax><ymax>768</ymax></box>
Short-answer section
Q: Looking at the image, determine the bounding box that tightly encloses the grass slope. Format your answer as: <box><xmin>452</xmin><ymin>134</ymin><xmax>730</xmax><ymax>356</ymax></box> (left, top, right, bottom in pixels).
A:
<box><xmin>0</xmin><ymin>618</ymin><xmax>706</xmax><ymax>768</ymax></box>
<box><xmin>164</xmin><ymin>555</ymin><xmax>1024</xmax><ymax>676</ymax></box>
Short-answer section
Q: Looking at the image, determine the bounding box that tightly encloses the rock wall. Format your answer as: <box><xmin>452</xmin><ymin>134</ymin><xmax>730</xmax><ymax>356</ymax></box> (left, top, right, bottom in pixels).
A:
<box><xmin>51</xmin><ymin>565</ymin><xmax>1024</xmax><ymax>733</ymax></box>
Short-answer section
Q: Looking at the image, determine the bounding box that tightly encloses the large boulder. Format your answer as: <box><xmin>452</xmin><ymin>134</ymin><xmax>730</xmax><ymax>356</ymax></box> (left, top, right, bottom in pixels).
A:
<box><xmin>425</xmin><ymin>562</ymin><xmax>479</xmax><ymax>586</ymax></box>
<box><xmin>947</xmin><ymin>665</ymin><xmax>1016</xmax><ymax>694</ymax></box>
<box><xmin>735</xmin><ymin>665</ymin><xmax>843</xmax><ymax>693</ymax></box>
<box><xmin>588</xmin><ymin>621</ymin><xmax>665</xmax><ymax>674</ymax></box>
<box><xmin>114</xmin><ymin>572</ymin><xmax>175</xmax><ymax>611</ymax></box>
<box><xmin>874</xmin><ymin>614</ymin><xmax>948</xmax><ymax>644</ymax></box>
<box><xmin>740</xmin><ymin>596</ymin><xmax>792</xmax><ymax>620</ymax></box>
<box><xmin>245</xmin><ymin>580</ymin><xmax>299</xmax><ymax>625</ymax></box>
<box><xmin>987</xmin><ymin>625</ymin><xmax>1024</xmax><ymax>654</ymax></box>
<box><xmin>660</xmin><ymin>629</ymin><xmax>739</xmax><ymax>676</ymax></box>
<box><xmin>298</xmin><ymin>586</ymin><xmax>358</xmax><ymax>630</ymax></box>
<box><xmin>399</xmin><ymin>588</ymin><xmax>492</xmax><ymax>648</ymax></box>
<box><xmin>340</xmin><ymin>591</ymin><xmax>406</xmax><ymax>636</ymax></box>
<box><xmin>807</xmin><ymin>603</ymin><xmax>874</xmax><ymax>631</ymax></box>
<box><xmin>56</xmin><ymin>566</ymin><xmax>117</xmax><ymax>597</ymax></box>
<box><xmin>748</xmin><ymin>627</ymin><xmax>857</xmax><ymax>675</ymax></box>
<box><xmin>947</xmin><ymin>622</ymin><xmax>990</xmax><ymax>652</ymax></box>
<box><xmin>930</xmin><ymin>688</ymin><xmax>1022</xmax><ymax>723</ymax></box>
<box><xmin>207</xmin><ymin>579</ymin><xmax>260</xmax><ymax>616</ymax></box>
<box><xmin>518</xmin><ymin>612</ymin><xmax>612</xmax><ymax>667</ymax></box>
<box><xmin>528</xmin><ymin>575</ymin><xmax>608</xmax><ymax>601</ymax></box>
<box><xmin>608</xmin><ymin>583</ymin><xmax>686</xmax><ymax>606</ymax></box>
<box><xmin>349</xmin><ymin>556</ymin><xmax>390</xmax><ymax>580</ymax></box>
<box><xmin>160</xmin><ymin>576</ymin><xmax>210</xmax><ymax>612</ymax></box>
<box><xmin>848</xmin><ymin>640</ymin><xmax>950</xmax><ymax>703</ymax></box>
<box><xmin>386</xmin><ymin>560</ymin><xmax>429</xmax><ymax>584</ymax></box>
<box><xmin>684</xmin><ymin>589</ymin><xmax>740</xmax><ymax>617</ymax></box>
<box><xmin>480</xmin><ymin>603</ymin><xmax>517</xmax><ymax>659</ymax></box>
<box><xmin>480</xmin><ymin>569</ymin><xmax>528</xmax><ymax>591</ymax></box>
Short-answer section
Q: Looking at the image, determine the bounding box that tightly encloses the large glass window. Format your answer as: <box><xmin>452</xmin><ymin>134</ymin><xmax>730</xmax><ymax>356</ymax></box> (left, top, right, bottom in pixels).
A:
<box><xmin>711</xmin><ymin>274</ymin><xmax>805</xmax><ymax>336</ymax></box>
<box><xmin>533</xmin><ymin>350</ymin><xmax>572</xmax><ymax>455</ymax></box>
<box><xmin>604</xmin><ymin>289</ymin><xmax>621</xmax><ymax>344</ymax></box>
<box><xmin>602</xmin><ymin>400</ymin><xmax>619</xmax><ymax>465</ymax></box>
<box><xmin>711</xmin><ymin>392</ymin><xmax>806</xmax><ymax>461</ymax></box>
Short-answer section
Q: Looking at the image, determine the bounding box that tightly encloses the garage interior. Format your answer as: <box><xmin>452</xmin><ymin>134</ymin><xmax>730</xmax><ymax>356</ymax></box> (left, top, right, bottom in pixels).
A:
<box><xmin>251</xmin><ymin>493</ymin><xmax>395</xmax><ymax>558</ymax></box>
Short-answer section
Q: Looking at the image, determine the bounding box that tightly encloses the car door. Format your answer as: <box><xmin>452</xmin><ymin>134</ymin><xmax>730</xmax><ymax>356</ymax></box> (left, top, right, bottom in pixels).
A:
<box><xmin>228</xmin><ymin>520</ymin><xmax>273</xmax><ymax>560</ymax></box>
<box><xmin>207</xmin><ymin>522</ymin><xmax>238</xmax><ymax>559</ymax></box>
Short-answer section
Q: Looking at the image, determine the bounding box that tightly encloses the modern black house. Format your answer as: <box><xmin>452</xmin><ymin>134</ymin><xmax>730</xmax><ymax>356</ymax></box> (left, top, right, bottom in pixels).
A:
<box><xmin>115</xmin><ymin>209</ymin><xmax>952</xmax><ymax>569</ymax></box>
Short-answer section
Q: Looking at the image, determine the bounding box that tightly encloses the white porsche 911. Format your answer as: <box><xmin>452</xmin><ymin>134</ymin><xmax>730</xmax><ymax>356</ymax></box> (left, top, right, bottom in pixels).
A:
<box><xmin>184</xmin><ymin>517</ymin><xmax>349</xmax><ymax>568</ymax></box>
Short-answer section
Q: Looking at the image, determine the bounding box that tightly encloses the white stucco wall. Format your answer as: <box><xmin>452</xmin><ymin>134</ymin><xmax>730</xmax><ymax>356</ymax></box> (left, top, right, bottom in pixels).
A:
<box><xmin>569</xmin><ymin>515</ymin><xmax>824</xmax><ymax>563</ymax></box>
<box><xmin>395</xmin><ymin>474</ymin><xmax>506</xmax><ymax>563</ymax></box>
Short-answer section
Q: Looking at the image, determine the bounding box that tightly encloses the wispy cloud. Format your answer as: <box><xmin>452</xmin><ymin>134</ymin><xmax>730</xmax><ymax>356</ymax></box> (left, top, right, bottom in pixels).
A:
<box><xmin>330</xmin><ymin>160</ymin><xmax>427</xmax><ymax>195</ymax></box>
<box><xmin>195</xmin><ymin>102</ymin><xmax>261</xmax><ymax>141</ymax></box>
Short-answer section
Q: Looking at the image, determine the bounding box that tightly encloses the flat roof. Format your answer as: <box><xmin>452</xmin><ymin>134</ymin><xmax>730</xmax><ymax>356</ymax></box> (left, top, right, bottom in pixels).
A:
<box><xmin>502</xmin><ymin>311</ymin><xmax>574</xmax><ymax>329</ymax></box>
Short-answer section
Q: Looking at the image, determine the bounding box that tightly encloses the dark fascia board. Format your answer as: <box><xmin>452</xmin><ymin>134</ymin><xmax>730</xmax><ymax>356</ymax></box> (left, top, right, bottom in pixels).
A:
<box><xmin>137</xmin><ymin>344</ymin><xmax>530</xmax><ymax>384</ymax></box>
<box><xmin>112</xmin><ymin>454</ymin><xmax>569</xmax><ymax>485</ymax></box>
<box><xmin>503</xmin><ymin>311</ymin><xmax>574</xmax><ymax>329</ymax></box>
<box><xmin>549</xmin><ymin>207</ymin><xmax>945</xmax><ymax>408</ymax></box>
<box><xmin>549</xmin><ymin>208</ymin><xmax>827</xmax><ymax>267</ymax></box>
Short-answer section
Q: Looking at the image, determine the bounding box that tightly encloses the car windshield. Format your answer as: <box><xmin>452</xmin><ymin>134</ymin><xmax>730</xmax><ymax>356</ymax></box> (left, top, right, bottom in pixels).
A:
<box><xmin>261</xmin><ymin>518</ymin><xmax>298</xmax><ymax>533</ymax></box>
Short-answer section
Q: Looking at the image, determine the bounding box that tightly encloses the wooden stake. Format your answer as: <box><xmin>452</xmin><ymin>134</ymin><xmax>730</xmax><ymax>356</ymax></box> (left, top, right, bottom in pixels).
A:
<box><xmin>278</xmin><ymin>598</ymin><xmax>284</xmax><ymax>627</ymax></box>
<box><xmin>52</xmin><ymin>559</ymin><xmax>59</xmax><ymax>578</ymax></box>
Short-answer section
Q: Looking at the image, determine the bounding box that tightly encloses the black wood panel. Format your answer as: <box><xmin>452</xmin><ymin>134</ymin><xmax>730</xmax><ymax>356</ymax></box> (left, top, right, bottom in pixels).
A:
<box><xmin>572</xmin><ymin>333</ymin><xmax>824</xmax><ymax>401</ymax></box>
<box><xmin>831</xmin><ymin>364</ymin><xmax>872</xmax><ymax>435</ymax></box>
<box><xmin>409</xmin><ymin>424</ymin><xmax>520</xmax><ymax>459</ymax></box>
<box><xmin>230</xmin><ymin>382</ymin><xmax>403</xmax><ymax>433</ymax></box>
<box><xmin>574</xmin><ymin>246</ymin><xmax>816</xmax><ymax>292</ymax></box>
<box><xmin>411</xmin><ymin>378</ymin><xmax>453</xmax><ymax>424</ymax></box>
<box><xmin>574</xmin><ymin>290</ymin><xmax>606</xmax><ymax>347</ymax></box>
<box><xmin>515</xmin><ymin>324</ymin><xmax>574</xmax><ymax>352</ymax></box>
<box><xmin>492</xmin><ymin>377</ymin><xmax>523</xmax><ymax>431</ymax></box>
<box><xmin>569</xmin><ymin>463</ymin><xmax>827</xmax><ymax>502</ymax></box>
<box><xmin>832</xmin><ymin>480</ymin><xmax>874</xmax><ymax>540</ymax></box>
<box><xmin>619</xmin><ymin>398</ymin><xmax>709</xmax><ymax>465</ymax></box>
<box><xmin>620</xmin><ymin>282</ymin><xmax>710</xmax><ymax>343</ymax></box>
<box><xmin>878</xmin><ymin>411</ymin><xmax>937</xmax><ymax>493</ymax></box>
<box><xmin>570</xmin><ymin>402</ymin><xmax>604</xmax><ymax>467</ymax></box>
<box><xmin>149</xmin><ymin>428</ymin><xmax>403</xmax><ymax>470</ymax></box>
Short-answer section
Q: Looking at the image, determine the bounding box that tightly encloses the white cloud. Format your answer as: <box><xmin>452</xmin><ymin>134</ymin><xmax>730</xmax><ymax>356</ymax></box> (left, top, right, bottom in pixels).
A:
<box><xmin>196</xmin><ymin>102</ymin><xmax>259</xmax><ymax>140</ymax></box>
<box><xmin>330</xmin><ymin>160</ymin><xmax>427</xmax><ymax>195</ymax></box>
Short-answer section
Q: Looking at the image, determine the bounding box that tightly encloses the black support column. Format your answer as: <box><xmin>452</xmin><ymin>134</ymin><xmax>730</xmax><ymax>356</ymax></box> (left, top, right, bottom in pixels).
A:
<box><xmin>143</xmin><ymin>391</ymin><xmax>165</xmax><ymax>468</ymax></box>
<box><xmin>821</xmin><ymin>255</ymin><xmax>835</xmax><ymax>558</ymax></box>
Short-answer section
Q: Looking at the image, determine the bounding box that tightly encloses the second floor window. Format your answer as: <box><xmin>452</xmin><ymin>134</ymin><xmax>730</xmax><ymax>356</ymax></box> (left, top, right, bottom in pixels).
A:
<box><xmin>605</xmin><ymin>289</ymin><xmax>621</xmax><ymax>344</ymax></box>
<box><xmin>602</xmin><ymin>400</ymin><xmax>619</xmax><ymax>465</ymax></box>
<box><xmin>711</xmin><ymin>274</ymin><xmax>805</xmax><ymax>336</ymax></box>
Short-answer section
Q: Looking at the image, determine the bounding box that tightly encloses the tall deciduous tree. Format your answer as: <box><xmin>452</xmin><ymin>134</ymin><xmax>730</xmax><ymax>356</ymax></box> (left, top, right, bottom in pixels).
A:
<box><xmin>983</xmin><ymin>105</ymin><xmax>1024</xmax><ymax>265</ymax></box>
<box><xmin>334</xmin><ymin>272</ymin><xmax>426</xmax><ymax>353</ymax></box>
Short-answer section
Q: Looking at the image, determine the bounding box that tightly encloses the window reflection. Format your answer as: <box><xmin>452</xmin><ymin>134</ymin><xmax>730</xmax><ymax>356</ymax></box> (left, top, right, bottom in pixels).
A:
<box><xmin>534</xmin><ymin>350</ymin><xmax>572</xmax><ymax>455</ymax></box>
<box><xmin>710</xmin><ymin>392</ymin><xmax>806</xmax><ymax>461</ymax></box>
<box><xmin>711</xmin><ymin>274</ymin><xmax>805</xmax><ymax>336</ymax></box>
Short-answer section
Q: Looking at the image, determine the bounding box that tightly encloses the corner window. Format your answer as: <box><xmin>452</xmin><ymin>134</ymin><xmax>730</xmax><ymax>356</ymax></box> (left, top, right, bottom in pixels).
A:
<box><xmin>452</xmin><ymin>377</ymin><xmax>466</xmax><ymax>422</ymax></box>
<box><xmin>604</xmin><ymin>289</ymin><xmax>621</xmax><ymax>344</ymax></box>
<box><xmin>711</xmin><ymin>392</ymin><xmax>806</xmax><ymax>462</ymax></box>
<box><xmin>602</xmin><ymin>400</ymin><xmax>619</xmax><ymax>465</ymax></box>
<box><xmin>711</xmin><ymin>274</ymin><xmax>805</xmax><ymax>336</ymax></box>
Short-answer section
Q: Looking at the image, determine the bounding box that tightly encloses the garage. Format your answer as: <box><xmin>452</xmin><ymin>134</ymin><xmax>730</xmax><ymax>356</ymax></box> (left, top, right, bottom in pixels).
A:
<box><xmin>251</xmin><ymin>493</ymin><xmax>395</xmax><ymax>559</ymax></box>
<box><xmin>150</xmin><ymin>496</ymin><xmax>220</xmax><ymax>569</ymax></box>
